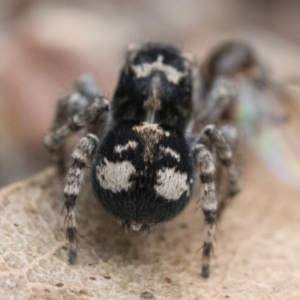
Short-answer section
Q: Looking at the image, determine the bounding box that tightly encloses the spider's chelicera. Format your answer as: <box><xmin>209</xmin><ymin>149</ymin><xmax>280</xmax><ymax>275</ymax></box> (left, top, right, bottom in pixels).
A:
<box><xmin>44</xmin><ymin>41</ymin><xmax>263</xmax><ymax>277</ymax></box>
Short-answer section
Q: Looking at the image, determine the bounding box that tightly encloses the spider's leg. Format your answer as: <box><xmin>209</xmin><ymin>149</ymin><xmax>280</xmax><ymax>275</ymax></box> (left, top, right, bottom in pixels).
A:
<box><xmin>75</xmin><ymin>73</ymin><xmax>110</xmax><ymax>134</ymax></box>
<box><xmin>198</xmin><ymin>124</ymin><xmax>241</xmax><ymax>200</ymax></box>
<box><xmin>44</xmin><ymin>92</ymin><xmax>91</xmax><ymax>163</ymax></box>
<box><xmin>75</xmin><ymin>73</ymin><xmax>102</xmax><ymax>99</ymax></box>
<box><xmin>44</xmin><ymin>121</ymin><xmax>71</xmax><ymax>164</ymax></box>
<box><xmin>220</xmin><ymin>125</ymin><xmax>239</xmax><ymax>151</ymax></box>
<box><xmin>197</xmin><ymin>41</ymin><xmax>270</xmax><ymax>126</ymax></box>
<box><xmin>214</xmin><ymin>125</ymin><xmax>240</xmax><ymax>218</ymax></box>
<box><xmin>64</xmin><ymin>133</ymin><xmax>99</xmax><ymax>264</ymax></box>
<box><xmin>195</xmin><ymin>124</ymin><xmax>240</xmax><ymax>219</ymax></box>
<box><xmin>201</xmin><ymin>41</ymin><xmax>269</xmax><ymax>89</ymax></box>
<box><xmin>196</xmin><ymin>76</ymin><xmax>238</xmax><ymax>125</ymax></box>
<box><xmin>193</xmin><ymin>143</ymin><xmax>217</xmax><ymax>278</ymax></box>
<box><xmin>44</xmin><ymin>74</ymin><xmax>109</xmax><ymax>163</ymax></box>
<box><xmin>85</xmin><ymin>97</ymin><xmax>110</xmax><ymax>134</ymax></box>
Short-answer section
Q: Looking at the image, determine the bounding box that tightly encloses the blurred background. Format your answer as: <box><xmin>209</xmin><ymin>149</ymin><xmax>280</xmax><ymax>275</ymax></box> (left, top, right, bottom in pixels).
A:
<box><xmin>1</xmin><ymin>0</ymin><xmax>300</xmax><ymax>187</ymax></box>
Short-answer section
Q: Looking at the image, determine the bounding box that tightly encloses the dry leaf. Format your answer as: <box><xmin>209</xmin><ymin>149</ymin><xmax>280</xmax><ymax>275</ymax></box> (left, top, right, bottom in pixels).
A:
<box><xmin>1</xmin><ymin>154</ymin><xmax>300</xmax><ymax>299</ymax></box>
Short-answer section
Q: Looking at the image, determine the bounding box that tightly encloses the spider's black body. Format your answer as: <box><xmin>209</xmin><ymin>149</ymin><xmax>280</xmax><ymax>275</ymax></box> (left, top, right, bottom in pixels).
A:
<box><xmin>92</xmin><ymin>120</ymin><xmax>194</xmax><ymax>232</ymax></box>
<box><xmin>90</xmin><ymin>44</ymin><xmax>196</xmax><ymax>232</ymax></box>
<box><xmin>112</xmin><ymin>44</ymin><xmax>194</xmax><ymax>130</ymax></box>
<box><xmin>45</xmin><ymin>41</ymin><xmax>246</xmax><ymax>278</ymax></box>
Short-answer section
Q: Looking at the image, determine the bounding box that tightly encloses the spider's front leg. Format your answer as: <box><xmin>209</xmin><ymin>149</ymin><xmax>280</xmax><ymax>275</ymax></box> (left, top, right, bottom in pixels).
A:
<box><xmin>84</xmin><ymin>97</ymin><xmax>110</xmax><ymax>134</ymax></box>
<box><xmin>199</xmin><ymin>124</ymin><xmax>241</xmax><ymax>198</ymax></box>
<box><xmin>193</xmin><ymin>144</ymin><xmax>217</xmax><ymax>278</ymax></box>
<box><xmin>64</xmin><ymin>133</ymin><xmax>99</xmax><ymax>263</ymax></box>
<box><xmin>193</xmin><ymin>129</ymin><xmax>239</xmax><ymax>277</ymax></box>
<box><xmin>44</xmin><ymin>74</ymin><xmax>109</xmax><ymax>164</ymax></box>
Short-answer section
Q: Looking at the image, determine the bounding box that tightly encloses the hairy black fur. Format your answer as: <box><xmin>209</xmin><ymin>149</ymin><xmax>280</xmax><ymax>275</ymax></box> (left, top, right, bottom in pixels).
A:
<box><xmin>92</xmin><ymin>120</ymin><xmax>194</xmax><ymax>229</ymax></box>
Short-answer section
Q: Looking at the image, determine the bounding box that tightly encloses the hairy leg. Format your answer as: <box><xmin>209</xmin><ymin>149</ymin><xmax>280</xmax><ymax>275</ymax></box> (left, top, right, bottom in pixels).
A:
<box><xmin>193</xmin><ymin>143</ymin><xmax>217</xmax><ymax>278</ymax></box>
<box><xmin>63</xmin><ymin>133</ymin><xmax>99</xmax><ymax>263</ymax></box>
<box><xmin>199</xmin><ymin>124</ymin><xmax>241</xmax><ymax>197</ymax></box>
<box><xmin>44</xmin><ymin>74</ymin><xmax>108</xmax><ymax>162</ymax></box>
<box><xmin>85</xmin><ymin>97</ymin><xmax>110</xmax><ymax>134</ymax></box>
<box><xmin>196</xmin><ymin>76</ymin><xmax>237</xmax><ymax>125</ymax></box>
<box><xmin>215</xmin><ymin>125</ymin><xmax>240</xmax><ymax>218</ymax></box>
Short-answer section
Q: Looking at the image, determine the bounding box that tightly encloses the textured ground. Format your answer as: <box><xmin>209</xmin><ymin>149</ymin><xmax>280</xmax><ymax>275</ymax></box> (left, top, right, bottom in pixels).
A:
<box><xmin>1</xmin><ymin>153</ymin><xmax>300</xmax><ymax>300</ymax></box>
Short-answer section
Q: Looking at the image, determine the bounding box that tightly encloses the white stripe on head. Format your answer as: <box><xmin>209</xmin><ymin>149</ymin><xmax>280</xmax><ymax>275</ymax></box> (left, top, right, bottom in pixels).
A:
<box><xmin>131</xmin><ymin>55</ymin><xmax>187</xmax><ymax>84</ymax></box>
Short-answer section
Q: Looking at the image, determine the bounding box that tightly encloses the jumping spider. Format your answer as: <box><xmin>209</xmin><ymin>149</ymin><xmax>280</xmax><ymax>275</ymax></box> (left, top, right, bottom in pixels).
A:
<box><xmin>45</xmin><ymin>41</ymin><xmax>263</xmax><ymax>278</ymax></box>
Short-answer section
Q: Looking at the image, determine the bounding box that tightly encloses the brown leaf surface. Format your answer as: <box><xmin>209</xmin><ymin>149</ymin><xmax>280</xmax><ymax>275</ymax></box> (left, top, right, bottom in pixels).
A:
<box><xmin>1</xmin><ymin>154</ymin><xmax>300</xmax><ymax>300</ymax></box>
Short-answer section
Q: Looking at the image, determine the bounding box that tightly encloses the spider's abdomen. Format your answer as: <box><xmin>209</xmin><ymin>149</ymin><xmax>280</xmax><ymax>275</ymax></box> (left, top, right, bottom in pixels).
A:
<box><xmin>91</xmin><ymin>120</ymin><xmax>194</xmax><ymax>232</ymax></box>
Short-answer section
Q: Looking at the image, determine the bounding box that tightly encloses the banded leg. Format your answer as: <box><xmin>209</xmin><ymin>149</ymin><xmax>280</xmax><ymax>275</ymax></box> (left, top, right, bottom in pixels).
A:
<box><xmin>85</xmin><ymin>97</ymin><xmax>110</xmax><ymax>134</ymax></box>
<box><xmin>64</xmin><ymin>133</ymin><xmax>99</xmax><ymax>263</ymax></box>
<box><xmin>216</xmin><ymin>125</ymin><xmax>240</xmax><ymax>218</ymax></box>
<box><xmin>77</xmin><ymin>73</ymin><xmax>110</xmax><ymax>132</ymax></box>
<box><xmin>199</xmin><ymin>124</ymin><xmax>241</xmax><ymax>197</ymax></box>
<box><xmin>193</xmin><ymin>144</ymin><xmax>217</xmax><ymax>278</ymax></box>
<box><xmin>44</xmin><ymin>96</ymin><xmax>109</xmax><ymax>157</ymax></box>
<box><xmin>44</xmin><ymin>74</ymin><xmax>108</xmax><ymax>162</ymax></box>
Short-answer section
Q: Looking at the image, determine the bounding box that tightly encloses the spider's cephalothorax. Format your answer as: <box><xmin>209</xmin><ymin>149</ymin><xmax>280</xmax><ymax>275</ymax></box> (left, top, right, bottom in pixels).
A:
<box><xmin>112</xmin><ymin>43</ymin><xmax>194</xmax><ymax>130</ymax></box>
<box><xmin>45</xmin><ymin>41</ymin><xmax>247</xmax><ymax>278</ymax></box>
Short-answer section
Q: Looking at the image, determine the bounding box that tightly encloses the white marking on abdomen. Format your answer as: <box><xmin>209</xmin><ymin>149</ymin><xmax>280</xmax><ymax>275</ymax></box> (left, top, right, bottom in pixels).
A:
<box><xmin>159</xmin><ymin>146</ymin><xmax>180</xmax><ymax>162</ymax></box>
<box><xmin>97</xmin><ymin>158</ymin><xmax>136</xmax><ymax>192</ymax></box>
<box><xmin>114</xmin><ymin>141</ymin><xmax>138</xmax><ymax>154</ymax></box>
<box><xmin>154</xmin><ymin>168</ymin><xmax>189</xmax><ymax>200</ymax></box>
